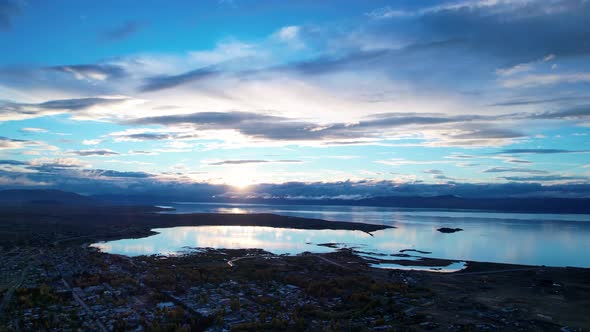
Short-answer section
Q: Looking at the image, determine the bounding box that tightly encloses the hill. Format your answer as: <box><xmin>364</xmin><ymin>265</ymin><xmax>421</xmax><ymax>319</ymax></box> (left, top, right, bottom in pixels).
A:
<box><xmin>0</xmin><ymin>189</ymin><xmax>98</xmax><ymax>205</ymax></box>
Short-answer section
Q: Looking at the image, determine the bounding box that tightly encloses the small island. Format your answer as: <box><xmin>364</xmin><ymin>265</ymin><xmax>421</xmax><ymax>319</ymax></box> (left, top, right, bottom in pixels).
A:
<box><xmin>437</xmin><ymin>227</ymin><xmax>464</xmax><ymax>233</ymax></box>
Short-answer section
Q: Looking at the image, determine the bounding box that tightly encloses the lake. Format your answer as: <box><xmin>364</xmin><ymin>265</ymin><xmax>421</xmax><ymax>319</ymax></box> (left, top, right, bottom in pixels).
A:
<box><xmin>92</xmin><ymin>202</ymin><xmax>590</xmax><ymax>268</ymax></box>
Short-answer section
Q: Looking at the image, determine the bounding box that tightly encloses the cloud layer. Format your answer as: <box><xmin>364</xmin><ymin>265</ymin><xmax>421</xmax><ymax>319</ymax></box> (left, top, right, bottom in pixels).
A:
<box><xmin>0</xmin><ymin>0</ymin><xmax>588</xmax><ymax>194</ymax></box>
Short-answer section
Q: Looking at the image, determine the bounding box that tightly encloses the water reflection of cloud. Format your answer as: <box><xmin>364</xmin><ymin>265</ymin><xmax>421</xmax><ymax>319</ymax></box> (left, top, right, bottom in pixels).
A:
<box><xmin>371</xmin><ymin>261</ymin><xmax>467</xmax><ymax>273</ymax></box>
<box><xmin>154</xmin><ymin>226</ymin><xmax>372</xmax><ymax>255</ymax></box>
<box><xmin>91</xmin><ymin>242</ymin><xmax>157</xmax><ymax>256</ymax></box>
<box><xmin>92</xmin><ymin>218</ymin><xmax>590</xmax><ymax>268</ymax></box>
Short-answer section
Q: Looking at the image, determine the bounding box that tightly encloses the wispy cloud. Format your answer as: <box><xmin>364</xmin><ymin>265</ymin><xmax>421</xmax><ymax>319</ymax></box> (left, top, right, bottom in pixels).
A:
<box><xmin>100</xmin><ymin>21</ymin><xmax>146</xmax><ymax>41</ymax></box>
<box><xmin>501</xmin><ymin>73</ymin><xmax>590</xmax><ymax>88</ymax></box>
<box><xmin>483</xmin><ymin>167</ymin><xmax>547</xmax><ymax>174</ymax></box>
<box><xmin>501</xmin><ymin>175</ymin><xmax>588</xmax><ymax>182</ymax></box>
<box><xmin>0</xmin><ymin>136</ymin><xmax>57</xmax><ymax>151</ymax></box>
<box><xmin>0</xmin><ymin>97</ymin><xmax>130</xmax><ymax>121</ymax></box>
<box><xmin>366</xmin><ymin>0</ymin><xmax>582</xmax><ymax>20</ymax></box>
<box><xmin>47</xmin><ymin>64</ymin><xmax>126</xmax><ymax>81</ymax></box>
<box><xmin>19</xmin><ymin>127</ymin><xmax>48</xmax><ymax>134</ymax></box>
<box><xmin>206</xmin><ymin>159</ymin><xmax>303</xmax><ymax>166</ymax></box>
<box><xmin>498</xmin><ymin>148</ymin><xmax>590</xmax><ymax>154</ymax></box>
<box><xmin>69</xmin><ymin>149</ymin><xmax>119</xmax><ymax>156</ymax></box>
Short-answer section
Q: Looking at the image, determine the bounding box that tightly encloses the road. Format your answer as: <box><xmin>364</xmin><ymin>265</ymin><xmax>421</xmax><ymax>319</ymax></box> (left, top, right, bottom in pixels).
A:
<box><xmin>0</xmin><ymin>249</ymin><xmax>32</xmax><ymax>321</ymax></box>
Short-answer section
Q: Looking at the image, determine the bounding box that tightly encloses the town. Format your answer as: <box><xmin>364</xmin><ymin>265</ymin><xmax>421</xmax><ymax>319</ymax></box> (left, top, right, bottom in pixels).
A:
<box><xmin>2</xmin><ymin>238</ymin><xmax>589</xmax><ymax>331</ymax></box>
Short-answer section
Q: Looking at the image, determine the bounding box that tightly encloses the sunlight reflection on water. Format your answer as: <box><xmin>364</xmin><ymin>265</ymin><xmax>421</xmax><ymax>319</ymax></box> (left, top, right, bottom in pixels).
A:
<box><xmin>92</xmin><ymin>203</ymin><xmax>590</xmax><ymax>268</ymax></box>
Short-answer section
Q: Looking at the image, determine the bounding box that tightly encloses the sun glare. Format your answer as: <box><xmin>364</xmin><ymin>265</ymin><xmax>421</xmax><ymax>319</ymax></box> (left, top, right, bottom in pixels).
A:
<box><xmin>223</xmin><ymin>168</ymin><xmax>258</xmax><ymax>190</ymax></box>
<box><xmin>230</xmin><ymin>178</ymin><xmax>251</xmax><ymax>190</ymax></box>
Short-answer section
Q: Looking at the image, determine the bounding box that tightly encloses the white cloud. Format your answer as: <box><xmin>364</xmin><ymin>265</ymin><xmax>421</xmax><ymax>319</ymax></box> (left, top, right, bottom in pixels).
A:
<box><xmin>20</xmin><ymin>127</ymin><xmax>48</xmax><ymax>133</ymax></box>
<box><xmin>59</xmin><ymin>66</ymin><xmax>109</xmax><ymax>81</ymax></box>
<box><xmin>188</xmin><ymin>40</ymin><xmax>260</xmax><ymax>66</ymax></box>
<box><xmin>275</xmin><ymin>25</ymin><xmax>300</xmax><ymax>41</ymax></box>
<box><xmin>376</xmin><ymin>158</ymin><xmax>453</xmax><ymax>166</ymax></box>
<box><xmin>0</xmin><ymin>137</ymin><xmax>58</xmax><ymax>151</ymax></box>
<box><xmin>0</xmin><ymin>96</ymin><xmax>141</xmax><ymax>122</ymax></box>
<box><xmin>82</xmin><ymin>139</ymin><xmax>102</xmax><ymax>145</ymax></box>
<box><xmin>543</xmin><ymin>54</ymin><xmax>556</xmax><ymax>62</ymax></box>
<box><xmin>0</xmin><ymin>176</ymin><xmax>50</xmax><ymax>187</ymax></box>
<box><xmin>367</xmin><ymin>0</ymin><xmax>572</xmax><ymax>20</ymax></box>
<box><xmin>30</xmin><ymin>157</ymin><xmax>90</xmax><ymax>168</ymax></box>
<box><xmin>496</xmin><ymin>63</ymin><xmax>533</xmax><ymax>77</ymax></box>
<box><xmin>365</xmin><ymin>7</ymin><xmax>409</xmax><ymax>19</ymax></box>
<box><xmin>501</xmin><ymin>73</ymin><xmax>590</xmax><ymax>87</ymax></box>
<box><xmin>495</xmin><ymin>54</ymin><xmax>557</xmax><ymax>77</ymax></box>
<box><xmin>273</xmin><ymin>25</ymin><xmax>305</xmax><ymax>49</ymax></box>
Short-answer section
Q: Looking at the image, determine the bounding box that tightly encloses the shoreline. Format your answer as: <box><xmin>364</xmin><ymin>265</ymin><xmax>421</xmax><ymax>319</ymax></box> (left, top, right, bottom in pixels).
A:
<box><xmin>0</xmin><ymin>204</ymin><xmax>392</xmax><ymax>248</ymax></box>
<box><xmin>2</xmin><ymin>204</ymin><xmax>587</xmax><ymax>270</ymax></box>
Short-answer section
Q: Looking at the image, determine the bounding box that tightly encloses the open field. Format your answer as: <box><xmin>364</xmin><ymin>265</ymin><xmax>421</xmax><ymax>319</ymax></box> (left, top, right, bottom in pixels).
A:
<box><xmin>0</xmin><ymin>204</ymin><xmax>390</xmax><ymax>248</ymax></box>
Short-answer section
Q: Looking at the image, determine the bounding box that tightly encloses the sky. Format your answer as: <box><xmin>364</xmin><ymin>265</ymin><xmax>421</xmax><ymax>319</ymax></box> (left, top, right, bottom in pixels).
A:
<box><xmin>0</xmin><ymin>0</ymin><xmax>589</xmax><ymax>199</ymax></box>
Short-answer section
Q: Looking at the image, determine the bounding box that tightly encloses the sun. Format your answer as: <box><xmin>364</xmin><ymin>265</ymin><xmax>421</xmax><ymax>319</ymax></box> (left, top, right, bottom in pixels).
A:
<box><xmin>229</xmin><ymin>178</ymin><xmax>251</xmax><ymax>190</ymax></box>
<box><xmin>224</xmin><ymin>169</ymin><xmax>255</xmax><ymax>190</ymax></box>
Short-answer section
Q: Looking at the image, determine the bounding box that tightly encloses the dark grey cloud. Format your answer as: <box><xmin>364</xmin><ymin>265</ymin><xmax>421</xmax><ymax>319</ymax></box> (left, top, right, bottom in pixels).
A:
<box><xmin>0</xmin><ymin>136</ymin><xmax>26</xmax><ymax>148</ymax></box>
<box><xmin>241</xmin><ymin>180</ymin><xmax>590</xmax><ymax>199</ymax></box>
<box><xmin>281</xmin><ymin>48</ymin><xmax>392</xmax><ymax>75</ymax></box>
<box><xmin>505</xmin><ymin>159</ymin><xmax>532</xmax><ymax>164</ymax></box>
<box><xmin>251</xmin><ymin>1</ymin><xmax>587</xmax><ymax>94</ymax></box>
<box><xmin>276</xmin><ymin>39</ymin><xmax>467</xmax><ymax>79</ymax></box>
<box><xmin>2</xmin><ymin>163</ymin><xmax>590</xmax><ymax>198</ymax></box>
<box><xmin>483</xmin><ymin>167</ymin><xmax>548</xmax><ymax>174</ymax></box>
<box><xmin>423</xmin><ymin>169</ymin><xmax>443</xmax><ymax>175</ymax></box>
<box><xmin>31</xmin><ymin>163</ymin><xmax>81</xmax><ymax>171</ymax></box>
<box><xmin>530</xmin><ymin>106</ymin><xmax>590</xmax><ymax>120</ymax></box>
<box><xmin>111</xmin><ymin>131</ymin><xmax>201</xmax><ymax>142</ymax></box>
<box><xmin>499</xmin><ymin>148</ymin><xmax>589</xmax><ymax>154</ymax></box>
<box><xmin>355</xmin><ymin>112</ymin><xmax>480</xmax><ymax>128</ymax></box>
<box><xmin>124</xmin><ymin>133</ymin><xmax>172</xmax><ymax>141</ymax></box>
<box><xmin>137</xmin><ymin>39</ymin><xmax>470</xmax><ymax>92</ymax></box>
<box><xmin>1</xmin><ymin>97</ymin><xmax>128</xmax><ymax>120</ymax></box>
<box><xmin>127</xmin><ymin>110</ymin><xmax>514</xmax><ymax>143</ymax></box>
<box><xmin>502</xmin><ymin>175</ymin><xmax>588</xmax><ymax>182</ymax></box>
<box><xmin>208</xmin><ymin>159</ymin><xmax>302</xmax><ymax>166</ymax></box>
<box><xmin>46</xmin><ymin>64</ymin><xmax>126</xmax><ymax>80</ymax></box>
<box><xmin>128</xmin><ymin>150</ymin><xmax>157</xmax><ymax>155</ymax></box>
<box><xmin>450</xmin><ymin>127</ymin><xmax>524</xmax><ymax>140</ymax></box>
<box><xmin>0</xmin><ymin>158</ymin><xmax>86</xmax><ymax>174</ymax></box>
<box><xmin>0</xmin><ymin>159</ymin><xmax>27</xmax><ymax>165</ymax></box>
<box><xmin>0</xmin><ymin>157</ymin><xmax>149</xmax><ymax>179</ymax></box>
<box><xmin>127</xmin><ymin>111</ymin><xmax>280</xmax><ymax>127</ymax></box>
<box><xmin>100</xmin><ymin>21</ymin><xmax>146</xmax><ymax>41</ymax></box>
<box><xmin>434</xmin><ymin>174</ymin><xmax>455</xmax><ymax>180</ymax></box>
<box><xmin>70</xmin><ymin>149</ymin><xmax>119</xmax><ymax>156</ymax></box>
<box><xmin>126</xmin><ymin>112</ymin><xmax>320</xmax><ymax>141</ymax></box>
<box><xmin>446</xmin><ymin>154</ymin><xmax>476</xmax><ymax>159</ymax></box>
<box><xmin>491</xmin><ymin>96</ymin><xmax>590</xmax><ymax>107</ymax></box>
<box><xmin>2</xmin><ymin>97</ymin><xmax>124</xmax><ymax>111</ymax></box>
<box><xmin>38</xmin><ymin>97</ymin><xmax>122</xmax><ymax>110</ymax></box>
<box><xmin>141</xmin><ymin>66</ymin><xmax>219</xmax><ymax>92</ymax></box>
<box><xmin>92</xmin><ymin>169</ymin><xmax>152</xmax><ymax>178</ymax></box>
<box><xmin>0</xmin><ymin>0</ymin><xmax>20</xmax><ymax>30</ymax></box>
<box><xmin>413</xmin><ymin>0</ymin><xmax>590</xmax><ymax>60</ymax></box>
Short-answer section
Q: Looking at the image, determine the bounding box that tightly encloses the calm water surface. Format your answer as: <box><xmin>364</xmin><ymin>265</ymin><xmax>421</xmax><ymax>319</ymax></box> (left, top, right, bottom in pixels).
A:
<box><xmin>92</xmin><ymin>202</ymin><xmax>590</xmax><ymax>268</ymax></box>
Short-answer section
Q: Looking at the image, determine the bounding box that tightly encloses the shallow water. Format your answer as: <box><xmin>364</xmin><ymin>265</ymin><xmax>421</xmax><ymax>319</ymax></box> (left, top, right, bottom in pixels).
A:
<box><xmin>92</xmin><ymin>202</ymin><xmax>590</xmax><ymax>268</ymax></box>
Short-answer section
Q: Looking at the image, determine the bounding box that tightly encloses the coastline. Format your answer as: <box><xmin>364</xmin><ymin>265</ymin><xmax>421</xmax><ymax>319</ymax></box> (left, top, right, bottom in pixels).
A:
<box><xmin>0</xmin><ymin>204</ymin><xmax>392</xmax><ymax>247</ymax></box>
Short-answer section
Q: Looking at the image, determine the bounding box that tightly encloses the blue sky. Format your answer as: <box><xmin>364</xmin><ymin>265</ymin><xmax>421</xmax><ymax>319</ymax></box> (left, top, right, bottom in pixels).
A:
<box><xmin>0</xmin><ymin>0</ymin><xmax>589</xmax><ymax>198</ymax></box>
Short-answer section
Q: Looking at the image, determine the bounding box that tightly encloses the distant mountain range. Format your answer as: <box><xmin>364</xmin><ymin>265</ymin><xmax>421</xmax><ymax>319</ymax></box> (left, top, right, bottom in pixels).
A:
<box><xmin>94</xmin><ymin>192</ymin><xmax>590</xmax><ymax>214</ymax></box>
<box><xmin>1</xmin><ymin>190</ymin><xmax>589</xmax><ymax>214</ymax></box>
<box><xmin>0</xmin><ymin>189</ymin><xmax>97</xmax><ymax>205</ymax></box>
